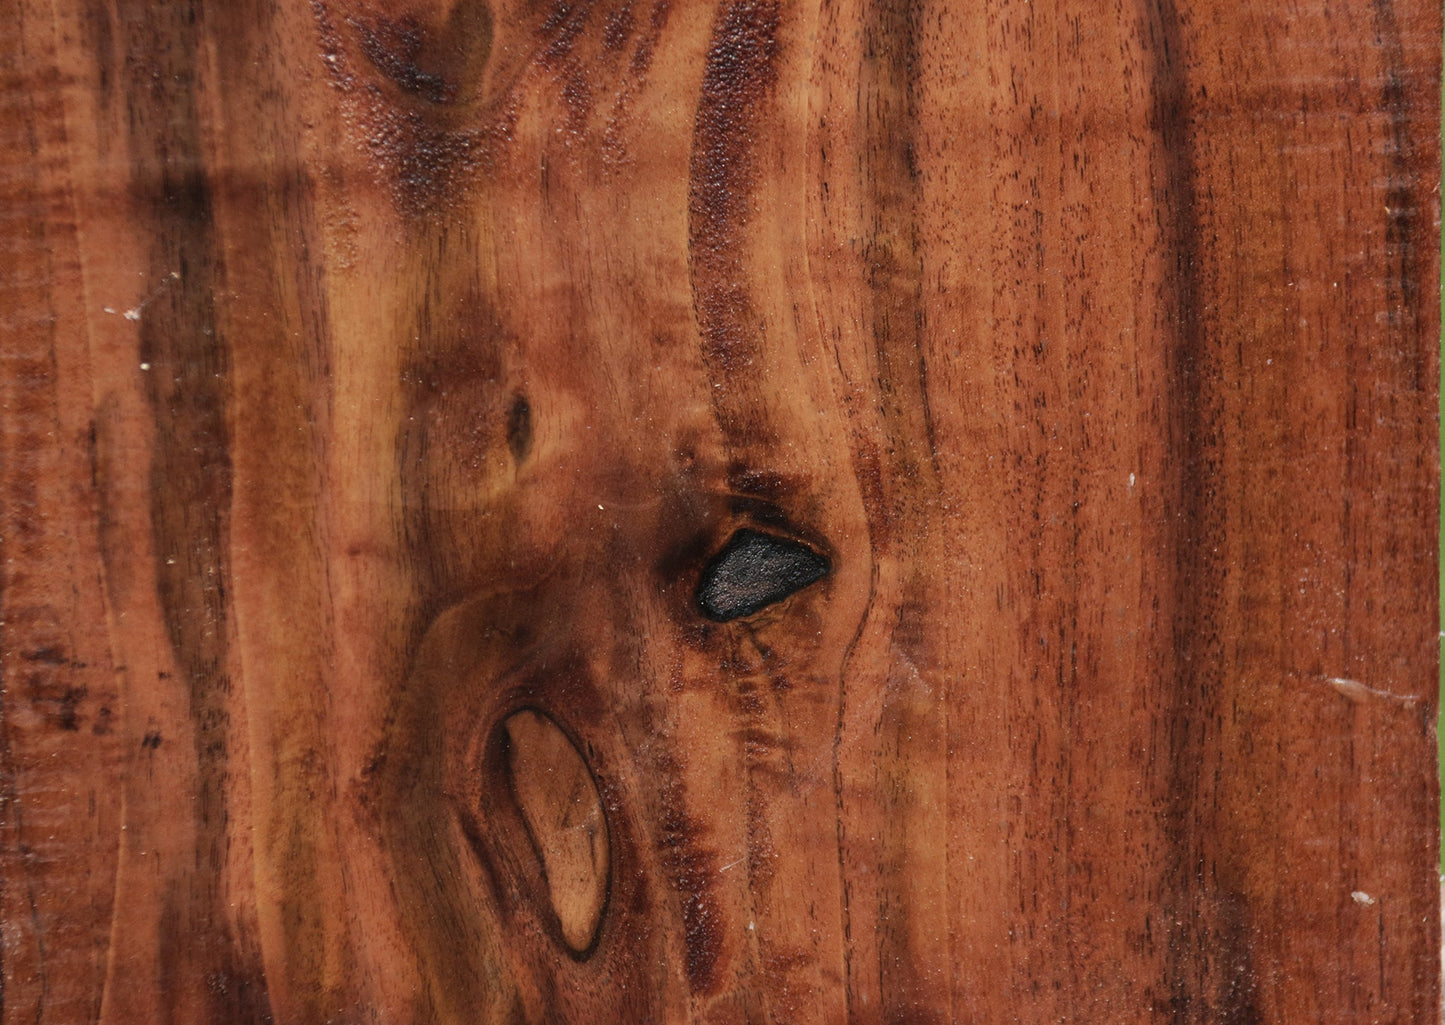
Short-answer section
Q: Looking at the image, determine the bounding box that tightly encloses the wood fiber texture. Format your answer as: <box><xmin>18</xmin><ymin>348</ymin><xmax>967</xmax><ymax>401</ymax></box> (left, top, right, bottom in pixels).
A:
<box><xmin>1</xmin><ymin>0</ymin><xmax>1440</xmax><ymax>1022</ymax></box>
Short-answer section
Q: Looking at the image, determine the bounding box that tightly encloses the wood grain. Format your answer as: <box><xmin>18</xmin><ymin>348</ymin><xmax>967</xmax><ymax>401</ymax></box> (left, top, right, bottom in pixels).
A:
<box><xmin>1</xmin><ymin>0</ymin><xmax>1439</xmax><ymax>1022</ymax></box>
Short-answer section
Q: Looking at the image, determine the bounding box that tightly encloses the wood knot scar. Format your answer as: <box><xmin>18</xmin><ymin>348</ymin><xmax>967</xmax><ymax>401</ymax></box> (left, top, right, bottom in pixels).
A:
<box><xmin>695</xmin><ymin>529</ymin><xmax>829</xmax><ymax>621</ymax></box>
<box><xmin>503</xmin><ymin>710</ymin><xmax>610</xmax><ymax>954</ymax></box>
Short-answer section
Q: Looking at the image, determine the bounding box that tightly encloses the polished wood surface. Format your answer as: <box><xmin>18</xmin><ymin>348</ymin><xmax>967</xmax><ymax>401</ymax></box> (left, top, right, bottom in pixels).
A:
<box><xmin>2</xmin><ymin>0</ymin><xmax>1439</xmax><ymax>1022</ymax></box>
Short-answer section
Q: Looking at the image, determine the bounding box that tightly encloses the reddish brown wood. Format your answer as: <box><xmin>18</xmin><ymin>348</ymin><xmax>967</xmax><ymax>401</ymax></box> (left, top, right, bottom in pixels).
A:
<box><xmin>2</xmin><ymin>0</ymin><xmax>1439</xmax><ymax>1022</ymax></box>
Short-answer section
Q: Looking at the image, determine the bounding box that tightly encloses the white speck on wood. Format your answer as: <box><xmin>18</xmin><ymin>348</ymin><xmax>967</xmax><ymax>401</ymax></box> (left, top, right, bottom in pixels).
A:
<box><xmin>1325</xmin><ymin>676</ymin><xmax>1419</xmax><ymax>706</ymax></box>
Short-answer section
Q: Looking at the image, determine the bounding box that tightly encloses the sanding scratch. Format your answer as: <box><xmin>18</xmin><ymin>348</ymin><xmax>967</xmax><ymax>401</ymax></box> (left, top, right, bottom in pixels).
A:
<box><xmin>103</xmin><ymin>271</ymin><xmax>179</xmax><ymax>322</ymax></box>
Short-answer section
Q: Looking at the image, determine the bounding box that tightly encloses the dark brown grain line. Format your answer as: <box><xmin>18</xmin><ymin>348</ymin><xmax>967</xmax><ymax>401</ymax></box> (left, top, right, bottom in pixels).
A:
<box><xmin>688</xmin><ymin>0</ymin><xmax>780</xmax><ymax>398</ymax></box>
<box><xmin>861</xmin><ymin>0</ymin><xmax>938</xmax><ymax>492</ymax></box>
<box><xmin>1136</xmin><ymin>0</ymin><xmax>1252</xmax><ymax>1020</ymax></box>
<box><xmin>113</xmin><ymin>0</ymin><xmax>273</xmax><ymax>1019</ymax></box>
<box><xmin>854</xmin><ymin>5</ymin><xmax>951</xmax><ymax>1021</ymax></box>
<box><xmin>1369</xmin><ymin>0</ymin><xmax>1426</xmax><ymax>385</ymax></box>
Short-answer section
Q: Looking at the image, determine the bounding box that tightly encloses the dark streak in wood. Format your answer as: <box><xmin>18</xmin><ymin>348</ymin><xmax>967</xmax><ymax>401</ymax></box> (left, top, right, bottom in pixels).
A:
<box><xmin>507</xmin><ymin>392</ymin><xmax>533</xmax><ymax>464</ymax></box>
<box><xmin>113</xmin><ymin>1</ymin><xmax>273</xmax><ymax>1019</ymax></box>
<box><xmin>861</xmin><ymin>0</ymin><xmax>938</xmax><ymax>491</ymax></box>
<box><xmin>1370</xmin><ymin>0</ymin><xmax>1427</xmax><ymax>390</ymax></box>
<box><xmin>1133</xmin><ymin>0</ymin><xmax>1250</xmax><ymax>1020</ymax></box>
<box><xmin>654</xmin><ymin>756</ymin><xmax>724</xmax><ymax>995</ymax></box>
<box><xmin>688</xmin><ymin>0</ymin><xmax>780</xmax><ymax>382</ymax></box>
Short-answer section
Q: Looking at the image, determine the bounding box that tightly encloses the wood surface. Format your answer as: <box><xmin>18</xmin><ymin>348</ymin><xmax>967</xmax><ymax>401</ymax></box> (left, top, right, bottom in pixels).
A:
<box><xmin>1</xmin><ymin>0</ymin><xmax>1440</xmax><ymax>1022</ymax></box>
